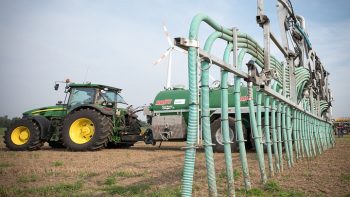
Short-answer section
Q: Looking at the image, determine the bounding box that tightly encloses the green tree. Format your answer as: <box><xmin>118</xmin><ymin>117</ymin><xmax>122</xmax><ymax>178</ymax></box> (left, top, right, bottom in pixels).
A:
<box><xmin>0</xmin><ymin>116</ymin><xmax>20</xmax><ymax>128</ymax></box>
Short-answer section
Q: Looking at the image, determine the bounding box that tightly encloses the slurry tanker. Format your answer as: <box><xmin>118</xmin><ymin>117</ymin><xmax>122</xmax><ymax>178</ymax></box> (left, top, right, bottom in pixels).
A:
<box><xmin>147</xmin><ymin>85</ymin><xmax>258</xmax><ymax>152</ymax></box>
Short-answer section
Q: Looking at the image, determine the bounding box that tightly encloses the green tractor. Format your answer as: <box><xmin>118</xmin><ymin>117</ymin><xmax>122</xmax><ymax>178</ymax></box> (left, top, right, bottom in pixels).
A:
<box><xmin>4</xmin><ymin>80</ymin><xmax>146</xmax><ymax>151</ymax></box>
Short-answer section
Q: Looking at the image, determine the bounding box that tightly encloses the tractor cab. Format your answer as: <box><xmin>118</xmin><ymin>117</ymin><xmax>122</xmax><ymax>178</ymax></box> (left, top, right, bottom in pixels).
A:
<box><xmin>65</xmin><ymin>83</ymin><xmax>127</xmax><ymax>111</ymax></box>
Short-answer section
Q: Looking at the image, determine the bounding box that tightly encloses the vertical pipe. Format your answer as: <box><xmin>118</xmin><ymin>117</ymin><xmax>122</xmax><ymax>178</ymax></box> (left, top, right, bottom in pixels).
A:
<box><xmin>314</xmin><ymin>119</ymin><xmax>322</xmax><ymax>155</ymax></box>
<box><xmin>277</xmin><ymin>102</ymin><xmax>284</xmax><ymax>171</ymax></box>
<box><xmin>271</xmin><ymin>84</ymin><xmax>280</xmax><ymax>172</ymax></box>
<box><xmin>297</xmin><ymin>111</ymin><xmax>303</xmax><ymax>159</ymax></box>
<box><xmin>305</xmin><ymin>115</ymin><xmax>312</xmax><ymax>157</ymax></box>
<box><xmin>322</xmin><ymin>123</ymin><xmax>326</xmax><ymax>150</ymax></box>
<box><xmin>293</xmin><ymin>109</ymin><xmax>300</xmax><ymax>161</ymax></box>
<box><xmin>248</xmin><ymin>98</ymin><xmax>267</xmax><ymax>183</ymax></box>
<box><xmin>311</xmin><ymin>118</ymin><xmax>317</xmax><ymax>155</ymax></box>
<box><xmin>235</xmin><ymin>48</ymin><xmax>252</xmax><ymax>190</ymax></box>
<box><xmin>300</xmin><ymin>112</ymin><xmax>305</xmax><ymax>158</ymax></box>
<box><xmin>201</xmin><ymin>61</ymin><xmax>218</xmax><ymax>196</ymax></box>
<box><xmin>292</xmin><ymin>110</ymin><xmax>299</xmax><ymax>161</ymax></box>
<box><xmin>330</xmin><ymin>124</ymin><xmax>334</xmax><ymax>148</ymax></box>
<box><xmin>221</xmin><ymin>45</ymin><xmax>235</xmax><ymax>197</ymax></box>
<box><xmin>257</xmin><ymin>92</ymin><xmax>264</xmax><ymax>154</ymax></box>
<box><xmin>286</xmin><ymin>107</ymin><xmax>294</xmax><ymax>166</ymax></box>
<box><xmin>302</xmin><ymin>114</ymin><xmax>310</xmax><ymax>158</ymax></box>
<box><xmin>310</xmin><ymin>118</ymin><xmax>317</xmax><ymax>157</ymax></box>
<box><xmin>305</xmin><ymin>116</ymin><xmax>310</xmax><ymax>158</ymax></box>
<box><xmin>316</xmin><ymin>120</ymin><xmax>324</xmax><ymax>154</ymax></box>
<box><xmin>199</xmin><ymin>32</ymin><xmax>227</xmax><ymax>197</ymax></box>
<box><xmin>326</xmin><ymin>123</ymin><xmax>330</xmax><ymax>149</ymax></box>
<box><xmin>220</xmin><ymin>69</ymin><xmax>235</xmax><ymax>196</ymax></box>
<box><xmin>322</xmin><ymin>122</ymin><xmax>327</xmax><ymax>151</ymax></box>
<box><xmin>326</xmin><ymin>124</ymin><xmax>331</xmax><ymax>148</ymax></box>
<box><xmin>330</xmin><ymin>124</ymin><xmax>334</xmax><ymax>147</ymax></box>
<box><xmin>182</xmin><ymin>46</ymin><xmax>199</xmax><ymax>197</ymax></box>
<box><xmin>264</xmin><ymin>95</ymin><xmax>274</xmax><ymax>176</ymax></box>
<box><xmin>307</xmin><ymin>117</ymin><xmax>315</xmax><ymax>158</ymax></box>
<box><xmin>282</xmin><ymin>105</ymin><xmax>291</xmax><ymax>167</ymax></box>
<box><xmin>247</xmin><ymin>63</ymin><xmax>267</xmax><ymax>183</ymax></box>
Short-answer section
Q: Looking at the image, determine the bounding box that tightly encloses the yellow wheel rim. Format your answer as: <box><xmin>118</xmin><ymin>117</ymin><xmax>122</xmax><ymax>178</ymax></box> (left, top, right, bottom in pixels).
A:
<box><xmin>69</xmin><ymin>118</ymin><xmax>95</xmax><ymax>144</ymax></box>
<box><xmin>11</xmin><ymin>126</ymin><xmax>30</xmax><ymax>145</ymax></box>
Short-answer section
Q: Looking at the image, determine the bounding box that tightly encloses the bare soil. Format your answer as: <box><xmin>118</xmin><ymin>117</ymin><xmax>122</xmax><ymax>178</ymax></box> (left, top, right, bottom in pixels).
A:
<box><xmin>0</xmin><ymin>135</ymin><xmax>349</xmax><ymax>196</ymax></box>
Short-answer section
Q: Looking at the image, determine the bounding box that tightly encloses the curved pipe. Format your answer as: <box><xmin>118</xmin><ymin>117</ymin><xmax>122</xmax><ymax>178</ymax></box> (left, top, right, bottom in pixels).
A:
<box><xmin>200</xmin><ymin>31</ymin><xmax>224</xmax><ymax>197</ymax></box>
<box><xmin>226</xmin><ymin>47</ymin><xmax>252</xmax><ymax>190</ymax></box>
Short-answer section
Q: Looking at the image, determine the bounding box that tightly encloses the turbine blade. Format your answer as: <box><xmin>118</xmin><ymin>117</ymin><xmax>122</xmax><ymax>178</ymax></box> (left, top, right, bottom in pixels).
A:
<box><xmin>162</xmin><ymin>22</ymin><xmax>173</xmax><ymax>46</ymax></box>
<box><xmin>153</xmin><ymin>48</ymin><xmax>172</xmax><ymax>65</ymax></box>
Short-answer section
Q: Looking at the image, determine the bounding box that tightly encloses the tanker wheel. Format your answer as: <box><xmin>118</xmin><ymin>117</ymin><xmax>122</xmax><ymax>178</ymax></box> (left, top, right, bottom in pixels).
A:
<box><xmin>4</xmin><ymin>118</ymin><xmax>43</xmax><ymax>151</ymax></box>
<box><xmin>62</xmin><ymin>108</ymin><xmax>112</xmax><ymax>151</ymax></box>
<box><xmin>211</xmin><ymin>117</ymin><xmax>241</xmax><ymax>153</ymax></box>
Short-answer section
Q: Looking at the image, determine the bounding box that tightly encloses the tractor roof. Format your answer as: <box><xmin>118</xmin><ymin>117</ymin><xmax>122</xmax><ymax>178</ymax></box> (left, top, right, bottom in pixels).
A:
<box><xmin>68</xmin><ymin>83</ymin><xmax>122</xmax><ymax>92</ymax></box>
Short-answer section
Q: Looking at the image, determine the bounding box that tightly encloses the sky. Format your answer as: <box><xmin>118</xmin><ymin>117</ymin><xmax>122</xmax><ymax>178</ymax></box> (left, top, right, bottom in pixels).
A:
<box><xmin>0</xmin><ymin>0</ymin><xmax>349</xmax><ymax>118</ymax></box>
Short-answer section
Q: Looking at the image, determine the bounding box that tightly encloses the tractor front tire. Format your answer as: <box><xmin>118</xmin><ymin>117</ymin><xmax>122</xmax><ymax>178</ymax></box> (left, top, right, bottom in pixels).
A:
<box><xmin>62</xmin><ymin>108</ymin><xmax>112</xmax><ymax>151</ymax></box>
<box><xmin>4</xmin><ymin>118</ymin><xmax>43</xmax><ymax>151</ymax></box>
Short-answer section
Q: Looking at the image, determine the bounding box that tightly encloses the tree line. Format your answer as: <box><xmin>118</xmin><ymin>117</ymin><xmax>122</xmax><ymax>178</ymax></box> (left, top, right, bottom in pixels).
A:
<box><xmin>0</xmin><ymin>116</ymin><xmax>20</xmax><ymax>128</ymax></box>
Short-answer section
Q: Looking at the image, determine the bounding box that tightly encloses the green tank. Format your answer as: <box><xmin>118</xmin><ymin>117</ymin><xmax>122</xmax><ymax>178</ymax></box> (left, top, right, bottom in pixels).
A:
<box><xmin>147</xmin><ymin>85</ymin><xmax>257</xmax><ymax>152</ymax></box>
<box><xmin>149</xmin><ymin>86</ymin><xmax>254</xmax><ymax>121</ymax></box>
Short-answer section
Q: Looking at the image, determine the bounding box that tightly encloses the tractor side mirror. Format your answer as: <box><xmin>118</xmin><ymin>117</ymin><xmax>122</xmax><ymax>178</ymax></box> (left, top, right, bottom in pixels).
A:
<box><xmin>54</xmin><ymin>84</ymin><xmax>59</xmax><ymax>91</ymax></box>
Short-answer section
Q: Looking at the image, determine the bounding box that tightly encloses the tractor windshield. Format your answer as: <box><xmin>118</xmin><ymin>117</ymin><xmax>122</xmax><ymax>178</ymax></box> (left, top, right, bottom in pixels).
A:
<box><xmin>97</xmin><ymin>90</ymin><xmax>127</xmax><ymax>105</ymax></box>
<box><xmin>68</xmin><ymin>88</ymin><xmax>96</xmax><ymax>107</ymax></box>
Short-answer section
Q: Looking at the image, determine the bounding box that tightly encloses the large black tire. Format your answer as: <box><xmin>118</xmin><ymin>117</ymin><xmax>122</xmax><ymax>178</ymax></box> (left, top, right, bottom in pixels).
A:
<box><xmin>62</xmin><ymin>108</ymin><xmax>112</xmax><ymax>151</ymax></box>
<box><xmin>211</xmin><ymin>117</ymin><xmax>246</xmax><ymax>153</ymax></box>
<box><xmin>4</xmin><ymin>118</ymin><xmax>43</xmax><ymax>151</ymax></box>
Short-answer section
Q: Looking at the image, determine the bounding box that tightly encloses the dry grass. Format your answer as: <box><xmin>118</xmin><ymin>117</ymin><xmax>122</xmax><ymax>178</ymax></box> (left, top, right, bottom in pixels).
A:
<box><xmin>0</xmin><ymin>135</ymin><xmax>349</xmax><ymax>196</ymax></box>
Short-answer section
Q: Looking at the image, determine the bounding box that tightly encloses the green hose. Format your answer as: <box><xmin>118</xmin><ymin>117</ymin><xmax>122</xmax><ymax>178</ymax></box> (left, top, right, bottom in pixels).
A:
<box><xmin>200</xmin><ymin>31</ymin><xmax>224</xmax><ymax>197</ymax></box>
<box><xmin>235</xmin><ymin>49</ymin><xmax>252</xmax><ymax>190</ymax></box>
<box><xmin>271</xmin><ymin>83</ymin><xmax>280</xmax><ymax>172</ymax></box>
<box><xmin>264</xmin><ymin>94</ymin><xmax>274</xmax><ymax>176</ymax></box>
<box><xmin>277</xmin><ymin>102</ymin><xmax>284</xmax><ymax>171</ymax></box>
<box><xmin>286</xmin><ymin>107</ymin><xmax>294</xmax><ymax>166</ymax></box>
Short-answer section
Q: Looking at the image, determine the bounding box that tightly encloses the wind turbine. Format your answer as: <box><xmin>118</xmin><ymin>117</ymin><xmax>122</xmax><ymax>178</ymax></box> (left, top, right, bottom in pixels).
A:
<box><xmin>153</xmin><ymin>22</ymin><xmax>187</xmax><ymax>89</ymax></box>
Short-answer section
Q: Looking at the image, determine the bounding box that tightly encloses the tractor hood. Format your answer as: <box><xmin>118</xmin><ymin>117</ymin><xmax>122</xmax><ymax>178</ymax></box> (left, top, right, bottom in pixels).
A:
<box><xmin>23</xmin><ymin>105</ymin><xmax>66</xmax><ymax>118</ymax></box>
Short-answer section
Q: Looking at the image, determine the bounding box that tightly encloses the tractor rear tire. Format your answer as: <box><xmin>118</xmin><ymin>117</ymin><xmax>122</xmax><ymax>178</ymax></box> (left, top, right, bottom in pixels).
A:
<box><xmin>62</xmin><ymin>108</ymin><xmax>112</xmax><ymax>151</ymax></box>
<box><xmin>4</xmin><ymin>118</ymin><xmax>43</xmax><ymax>151</ymax></box>
<box><xmin>211</xmin><ymin>117</ymin><xmax>240</xmax><ymax>153</ymax></box>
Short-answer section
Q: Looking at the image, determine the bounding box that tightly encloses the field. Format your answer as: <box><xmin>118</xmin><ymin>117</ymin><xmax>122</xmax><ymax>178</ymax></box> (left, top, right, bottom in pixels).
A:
<box><xmin>0</xmin><ymin>135</ymin><xmax>349</xmax><ymax>197</ymax></box>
